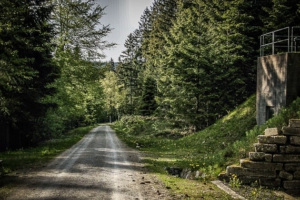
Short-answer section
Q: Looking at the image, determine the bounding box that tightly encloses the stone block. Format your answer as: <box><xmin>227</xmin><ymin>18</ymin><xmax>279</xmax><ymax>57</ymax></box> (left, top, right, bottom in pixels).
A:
<box><xmin>249</xmin><ymin>152</ymin><xmax>265</xmax><ymax>161</ymax></box>
<box><xmin>285</xmin><ymin>163</ymin><xmax>300</xmax><ymax>171</ymax></box>
<box><xmin>279</xmin><ymin>145</ymin><xmax>300</xmax><ymax>153</ymax></box>
<box><xmin>240</xmin><ymin>159</ymin><xmax>283</xmax><ymax>170</ymax></box>
<box><xmin>273</xmin><ymin>154</ymin><xmax>300</xmax><ymax>163</ymax></box>
<box><xmin>294</xmin><ymin>171</ymin><xmax>300</xmax><ymax>179</ymax></box>
<box><xmin>279</xmin><ymin>170</ymin><xmax>293</xmax><ymax>180</ymax></box>
<box><xmin>238</xmin><ymin>177</ymin><xmax>281</xmax><ymax>187</ymax></box>
<box><xmin>289</xmin><ymin>119</ymin><xmax>300</xmax><ymax>128</ymax></box>
<box><xmin>218</xmin><ymin>172</ymin><xmax>230</xmax><ymax>182</ymax></box>
<box><xmin>265</xmin><ymin>154</ymin><xmax>273</xmax><ymax>162</ymax></box>
<box><xmin>226</xmin><ymin>165</ymin><xmax>277</xmax><ymax>178</ymax></box>
<box><xmin>283</xmin><ymin>180</ymin><xmax>300</xmax><ymax>189</ymax></box>
<box><xmin>254</xmin><ymin>143</ymin><xmax>278</xmax><ymax>153</ymax></box>
<box><xmin>283</xmin><ymin>126</ymin><xmax>300</xmax><ymax>136</ymax></box>
<box><xmin>264</xmin><ymin>128</ymin><xmax>281</xmax><ymax>136</ymax></box>
<box><xmin>257</xmin><ymin>135</ymin><xmax>287</xmax><ymax>144</ymax></box>
<box><xmin>290</xmin><ymin>136</ymin><xmax>300</xmax><ymax>146</ymax></box>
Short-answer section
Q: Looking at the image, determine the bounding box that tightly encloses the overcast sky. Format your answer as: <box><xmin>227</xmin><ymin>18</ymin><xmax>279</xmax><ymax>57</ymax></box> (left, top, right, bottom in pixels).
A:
<box><xmin>97</xmin><ymin>0</ymin><xmax>154</xmax><ymax>62</ymax></box>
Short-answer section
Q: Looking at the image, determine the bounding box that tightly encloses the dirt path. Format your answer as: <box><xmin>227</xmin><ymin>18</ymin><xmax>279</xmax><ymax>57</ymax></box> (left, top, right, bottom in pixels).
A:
<box><xmin>5</xmin><ymin>126</ymin><xmax>171</xmax><ymax>200</ymax></box>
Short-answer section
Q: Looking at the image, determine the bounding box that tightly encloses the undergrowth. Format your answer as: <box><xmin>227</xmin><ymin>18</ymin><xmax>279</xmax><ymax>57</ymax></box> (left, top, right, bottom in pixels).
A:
<box><xmin>113</xmin><ymin>95</ymin><xmax>258</xmax><ymax>177</ymax></box>
<box><xmin>113</xmin><ymin>94</ymin><xmax>300</xmax><ymax>198</ymax></box>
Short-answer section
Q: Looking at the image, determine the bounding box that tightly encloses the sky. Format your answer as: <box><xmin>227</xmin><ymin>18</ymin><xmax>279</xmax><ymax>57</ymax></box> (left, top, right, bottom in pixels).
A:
<box><xmin>97</xmin><ymin>0</ymin><xmax>154</xmax><ymax>62</ymax></box>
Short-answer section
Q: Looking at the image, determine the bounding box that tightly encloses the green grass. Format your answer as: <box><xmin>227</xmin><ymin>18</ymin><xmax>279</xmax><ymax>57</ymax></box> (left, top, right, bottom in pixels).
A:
<box><xmin>113</xmin><ymin>95</ymin><xmax>258</xmax><ymax>176</ymax></box>
<box><xmin>0</xmin><ymin>125</ymin><xmax>96</xmax><ymax>199</ymax></box>
<box><xmin>112</xmin><ymin>94</ymin><xmax>300</xmax><ymax>199</ymax></box>
<box><xmin>0</xmin><ymin>125</ymin><xmax>96</xmax><ymax>174</ymax></box>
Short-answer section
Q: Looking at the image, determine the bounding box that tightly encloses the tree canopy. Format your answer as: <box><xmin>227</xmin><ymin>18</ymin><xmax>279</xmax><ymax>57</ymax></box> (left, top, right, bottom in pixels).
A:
<box><xmin>0</xmin><ymin>0</ymin><xmax>113</xmax><ymax>150</ymax></box>
<box><xmin>103</xmin><ymin>0</ymin><xmax>300</xmax><ymax>131</ymax></box>
<box><xmin>1</xmin><ymin>0</ymin><xmax>300</xmax><ymax>150</ymax></box>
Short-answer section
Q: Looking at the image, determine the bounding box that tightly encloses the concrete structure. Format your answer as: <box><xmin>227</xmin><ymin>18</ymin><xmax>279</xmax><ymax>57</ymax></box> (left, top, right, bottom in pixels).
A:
<box><xmin>256</xmin><ymin>53</ymin><xmax>300</xmax><ymax>125</ymax></box>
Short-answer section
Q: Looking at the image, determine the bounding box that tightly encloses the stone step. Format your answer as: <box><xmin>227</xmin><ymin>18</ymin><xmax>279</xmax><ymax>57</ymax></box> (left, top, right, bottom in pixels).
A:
<box><xmin>249</xmin><ymin>152</ymin><xmax>265</xmax><ymax>161</ymax></box>
<box><xmin>254</xmin><ymin>143</ymin><xmax>278</xmax><ymax>153</ymax></box>
<box><xmin>284</xmin><ymin>163</ymin><xmax>300</xmax><ymax>171</ymax></box>
<box><xmin>279</xmin><ymin>145</ymin><xmax>300</xmax><ymax>153</ymax></box>
<box><xmin>283</xmin><ymin>126</ymin><xmax>300</xmax><ymax>136</ymax></box>
<box><xmin>273</xmin><ymin>154</ymin><xmax>300</xmax><ymax>163</ymax></box>
<box><xmin>257</xmin><ymin>135</ymin><xmax>287</xmax><ymax>144</ymax></box>
<box><xmin>226</xmin><ymin>165</ymin><xmax>277</xmax><ymax>178</ymax></box>
<box><xmin>265</xmin><ymin>128</ymin><xmax>282</xmax><ymax>136</ymax></box>
<box><xmin>290</xmin><ymin>136</ymin><xmax>300</xmax><ymax>145</ymax></box>
<box><xmin>240</xmin><ymin>159</ymin><xmax>283</xmax><ymax>170</ymax></box>
<box><xmin>238</xmin><ymin>177</ymin><xmax>281</xmax><ymax>187</ymax></box>
<box><xmin>289</xmin><ymin>119</ymin><xmax>300</xmax><ymax>128</ymax></box>
<box><xmin>265</xmin><ymin>154</ymin><xmax>273</xmax><ymax>162</ymax></box>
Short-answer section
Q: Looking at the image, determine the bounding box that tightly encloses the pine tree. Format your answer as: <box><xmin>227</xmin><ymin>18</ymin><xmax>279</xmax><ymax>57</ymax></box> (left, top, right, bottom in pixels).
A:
<box><xmin>157</xmin><ymin>0</ymin><xmax>212</xmax><ymax>130</ymax></box>
<box><xmin>109</xmin><ymin>58</ymin><xmax>116</xmax><ymax>72</ymax></box>
<box><xmin>0</xmin><ymin>0</ymin><xmax>59</xmax><ymax>149</ymax></box>
<box><xmin>117</xmin><ymin>30</ymin><xmax>144</xmax><ymax>114</ymax></box>
<box><xmin>139</xmin><ymin>77</ymin><xmax>157</xmax><ymax>116</ymax></box>
<box><xmin>143</xmin><ymin>0</ymin><xmax>177</xmax><ymax>78</ymax></box>
<box><xmin>52</xmin><ymin>0</ymin><xmax>114</xmax><ymax>59</ymax></box>
<box><xmin>262</xmin><ymin>0</ymin><xmax>300</xmax><ymax>32</ymax></box>
<box><xmin>46</xmin><ymin>0</ymin><xmax>113</xmax><ymax>131</ymax></box>
<box><xmin>202</xmin><ymin>0</ymin><xmax>259</xmax><ymax>115</ymax></box>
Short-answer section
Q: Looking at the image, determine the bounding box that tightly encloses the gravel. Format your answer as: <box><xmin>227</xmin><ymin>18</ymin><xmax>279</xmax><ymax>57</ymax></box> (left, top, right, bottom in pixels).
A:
<box><xmin>5</xmin><ymin>126</ymin><xmax>172</xmax><ymax>200</ymax></box>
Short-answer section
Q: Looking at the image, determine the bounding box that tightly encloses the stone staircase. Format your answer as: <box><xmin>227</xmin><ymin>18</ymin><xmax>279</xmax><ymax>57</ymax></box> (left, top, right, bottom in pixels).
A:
<box><xmin>219</xmin><ymin>119</ymin><xmax>300</xmax><ymax>193</ymax></box>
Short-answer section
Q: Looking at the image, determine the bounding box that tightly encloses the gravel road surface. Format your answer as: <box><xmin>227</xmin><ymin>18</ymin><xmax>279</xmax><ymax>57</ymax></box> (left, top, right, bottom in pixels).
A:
<box><xmin>6</xmin><ymin>126</ymin><xmax>171</xmax><ymax>200</ymax></box>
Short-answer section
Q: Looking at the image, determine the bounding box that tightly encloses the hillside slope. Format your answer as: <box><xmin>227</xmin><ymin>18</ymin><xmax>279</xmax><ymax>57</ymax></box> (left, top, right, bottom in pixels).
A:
<box><xmin>113</xmin><ymin>94</ymin><xmax>300</xmax><ymax>177</ymax></box>
<box><xmin>112</xmin><ymin>95</ymin><xmax>300</xmax><ymax>199</ymax></box>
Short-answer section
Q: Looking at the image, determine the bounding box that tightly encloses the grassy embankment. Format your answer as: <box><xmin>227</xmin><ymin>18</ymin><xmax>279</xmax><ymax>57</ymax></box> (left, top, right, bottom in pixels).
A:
<box><xmin>0</xmin><ymin>125</ymin><xmax>96</xmax><ymax>198</ymax></box>
<box><xmin>0</xmin><ymin>125</ymin><xmax>96</xmax><ymax>174</ymax></box>
<box><xmin>112</xmin><ymin>94</ymin><xmax>300</xmax><ymax>199</ymax></box>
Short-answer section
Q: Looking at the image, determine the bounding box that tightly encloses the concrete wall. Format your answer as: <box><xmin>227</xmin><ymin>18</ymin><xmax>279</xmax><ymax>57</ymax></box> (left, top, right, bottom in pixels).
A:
<box><xmin>286</xmin><ymin>54</ymin><xmax>300</xmax><ymax>105</ymax></box>
<box><xmin>257</xmin><ymin>53</ymin><xmax>300</xmax><ymax>126</ymax></box>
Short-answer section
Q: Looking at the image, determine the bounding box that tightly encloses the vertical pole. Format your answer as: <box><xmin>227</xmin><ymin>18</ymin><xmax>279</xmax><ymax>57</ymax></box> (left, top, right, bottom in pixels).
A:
<box><xmin>272</xmin><ymin>32</ymin><xmax>275</xmax><ymax>55</ymax></box>
<box><xmin>291</xmin><ymin>27</ymin><xmax>294</xmax><ymax>52</ymax></box>
<box><xmin>288</xmin><ymin>27</ymin><xmax>290</xmax><ymax>52</ymax></box>
<box><xmin>260</xmin><ymin>35</ymin><xmax>262</xmax><ymax>56</ymax></box>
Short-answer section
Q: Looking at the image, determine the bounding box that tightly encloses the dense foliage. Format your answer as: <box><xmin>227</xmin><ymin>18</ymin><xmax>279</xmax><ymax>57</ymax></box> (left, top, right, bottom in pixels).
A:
<box><xmin>0</xmin><ymin>0</ymin><xmax>113</xmax><ymax>151</ymax></box>
<box><xmin>1</xmin><ymin>0</ymin><xmax>300</xmax><ymax>150</ymax></box>
<box><xmin>106</xmin><ymin>0</ymin><xmax>300</xmax><ymax>131</ymax></box>
<box><xmin>0</xmin><ymin>0</ymin><xmax>59</xmax><ymax>150</ymax></box>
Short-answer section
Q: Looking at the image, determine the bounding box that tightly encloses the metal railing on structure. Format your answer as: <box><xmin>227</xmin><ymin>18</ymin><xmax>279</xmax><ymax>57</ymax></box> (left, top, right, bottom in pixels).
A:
<box><xmin>260</xmin><ymin>26</ymin><xmax>300</xmax><ymax>57</ymax></box>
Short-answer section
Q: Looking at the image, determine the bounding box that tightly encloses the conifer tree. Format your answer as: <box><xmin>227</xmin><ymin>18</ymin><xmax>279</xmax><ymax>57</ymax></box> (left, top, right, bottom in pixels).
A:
<box><xmin>139</xmin><ymin>77</ymin><xmax>157</xmax><ymax>116</ymax></box>
<box><xmin>0</xmin><ymin>0</ymin><xmax>59</xmax><ymax>149</ymax></box>
<box><xmin>117</xmin><ymin>30</ymin><xmax>145</xmax><ymax>114</ymax></box>
<box><xmin>157</xmin><ymin>0</ymin><xmax>212</xmax><ymax>130</ymax></box>
<box><xmin>46</xmin><ymin>0</ymin><xmax>113</xmax><ymax>130</ymax></box>
<box><xmin>262</xmin><ymin>0</ymin><xmax>300</xmax><ymax>32</ymax></box>
<box><xmin>52</xmin><ymin>0</ymin><xmax>114</xmax><ymax>59</ymax></box>
<box><xmin>202</xmin><ymin>0</ymin><xmax>259</xmax><ymax>114</ymax></box>
<box><xmin>143</xmin><ymin>0</ymin><xmax>177</xmax><ymax>78</ymax></box>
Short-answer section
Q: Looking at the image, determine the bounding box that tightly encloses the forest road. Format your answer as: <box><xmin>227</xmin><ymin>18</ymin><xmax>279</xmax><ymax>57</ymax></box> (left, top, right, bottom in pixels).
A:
<box><xmin>6</xmin><ymin>126</ymin><xmax>171</xmax><ymax>200</ymax></box>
